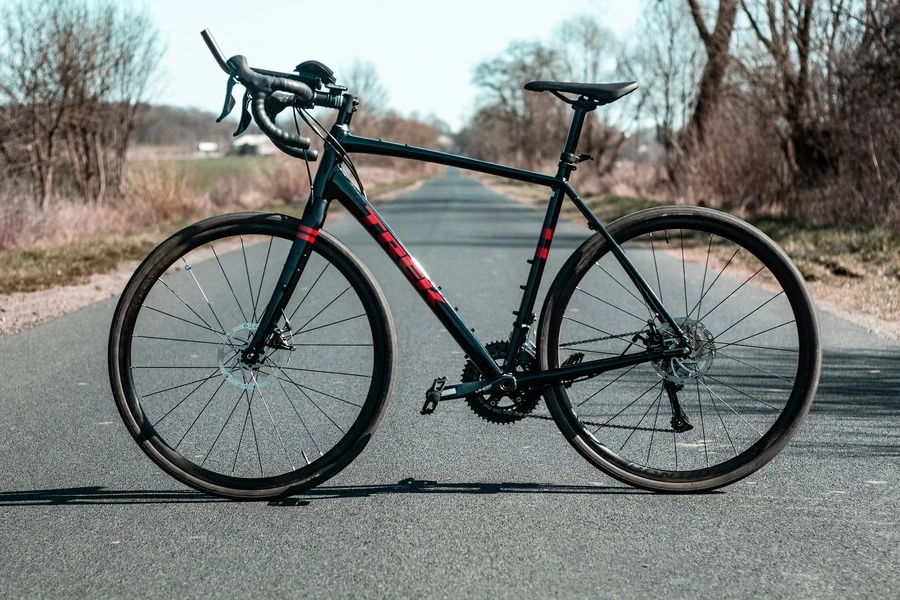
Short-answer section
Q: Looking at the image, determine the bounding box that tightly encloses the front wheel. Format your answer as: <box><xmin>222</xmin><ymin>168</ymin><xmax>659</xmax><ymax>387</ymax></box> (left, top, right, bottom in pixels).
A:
<box><xmin>539</xmin><ymin>206</ymin><xmax>821</xmax><ymax>492</ymax></box>
<box><xmin>109</xmin><ymin>212</ymin><xmax>396</xmax><ymax>499</ymax></box>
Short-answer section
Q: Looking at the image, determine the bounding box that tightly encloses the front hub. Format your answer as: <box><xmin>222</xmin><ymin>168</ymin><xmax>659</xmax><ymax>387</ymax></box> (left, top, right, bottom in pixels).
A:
<box><xmin>217</xmin><ymin>322</ymin><xmax>289</xmax><ymax>390</ymax></box>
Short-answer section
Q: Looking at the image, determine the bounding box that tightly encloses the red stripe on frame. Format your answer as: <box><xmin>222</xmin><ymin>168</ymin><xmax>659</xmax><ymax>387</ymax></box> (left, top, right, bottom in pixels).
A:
<box><xmin>535</xmin><ymin>247</ymin><xmax>549</xmax><ymax>259</ymax></box>
<box><xmin>541</xmin><ymin>228</ymin><xmax>554</xmax><ymax>241</ymax></box>
<box><xmin>296</xmin><ymin>225</ymin><xmax>318</xmax><ymax>244</ymax></box>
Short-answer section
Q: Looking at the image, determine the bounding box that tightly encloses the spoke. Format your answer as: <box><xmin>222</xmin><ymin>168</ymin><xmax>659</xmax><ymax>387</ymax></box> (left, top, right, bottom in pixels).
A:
<box><xmin>141</xmin><ymin>306</ymin><xmax>224</xmax><ymax>339</ymax></box>
<box><xmin>691</xmin><ymin>234</ymin><xmax>714</xmax><ymax>320</ymax></box>
<box><xmin>296</xmin><ymin>287</ymin><xmax>351</xmax><ymax>333</ymax></box>
<box><xmin>681</xmin><ymin>230</ymin><xmax>688</xmax><ymax>318</ymax></box>
<box><xmin>132</xmin><ymin>365</ymin><xmax>220</xmax><ymax>369</ymax></box>
<box><xmin>715</xmin><ymin>351</ymin><xmax>796</xmax><ymax>386</ymax></box>
<box><xmin>133</xmin><ymin>334</ymin><xmax>224</xmax><ymax>346</ymax></box>
<box><xmin>256</xmin><ymin>384</ymin><xmax>294</xmax><ymax>472</ymax></box>
<box><xmin>687</xmin><ymin>246</ymin><xmax>741</xmax><ymax>319</ymax></box>
<box><xmin>141</xmin><ymin>373</ymin><xmax>222</xmax><ymax>399</ymax></box>
<box><xmin>698</xmin><ymin>266</ymin><xmax>765</xmax><ymax>323</ymax></box>
<box><xmin>151</xmin><ymin>368</ymin><xmax>221</xmax><ymax>426</ymax></box>
<box><xmin>210</xmin><ymin>242</ymin><xmax>248</xmax><ymax>324</ymax></box>
<box><xmin>277</xmin><ymin>366</ymin><xmax>372</xmax><ymax>379</ymax></box>
<box><xmin>714</xmin><ymin>291</ymin><xmax>785</xmax><ymax>340</ymax></box>
<box><xmin>158</xmin><ymin>279</ymin><xmax>220</xmax><ymax>336</ymax></box>
<box><xmin>295</xmin><ymin>313</ymin><xmax>367</xmax><ymax>336</ymax></box>
<box><xmin>288</xmin><ymin>262</ymin><xmax>330</xmax><ymax>322</ymax></box>
<box><xmin>650</xmin><ymin>232</ymin><xmax>664</xmax><ymax>305</ymax></box>
<box><xmin>696</xmin><ymin>381</ymin><xmax>709</xmax><ymax>468</ymax></box>
<box><xmin>183</xmin><ymin>258</ymin><xmax>230</xmax><ymax>343</ymax></box>
<box><xmin>645</xmin><ymin>385</ymin><xmax>665</xmax><ymax>466</ymax></box>
<box><xmin>592</xmin><ymin>379</ymin><xmax>662</xmax><ymax>435</ymax></box>
<box><xmin>576</xmin><ymin>287</ymin><xmax>647</xmax><ymax>323</ymax></box>
<box><xmin>202</xmin><ymin>388</ymin><xmax>247</xmax><ymax>467</ymax></box>
<box><xmin>575</xmin><ymin>364</ymin><xmax>640</xmax><ymax>408</ymax></box>
<box><xmin>706</xmin><ymin>381</ymin><xmax>738</xmax><ymax>457</ymax></box>
<box><xmin>231</xmin><ymin>386</ymin><xmax>253</xmax><ymax>474</ymax></box>
<box><xmin>240</xmin><ymin>237</ymin><xmax>257</xmax><ymax>324</ymax></box>
<box><xmin>703</xmin><ymin>374</ymin><xmax>783</xmax><ymax>411</ymax></box>
<box><xmin>275</xmin><ymin>375</ymin><xmax>323</xmax><ymax>459</ymax></box>
<box><xmin>594</xmin><ymin>261</ymin><xmax>654</xmax><ymax>321</ymax></box>
<box><xmin>618</xmin><ymin>387</ymin><xmax>662</xmax><ymax>453</ymax></box>
<box><xmin>275</xmin><ymin>368</ymin><xmax>347</xmax><ymax>434</ymax></box>
<box><xmin>175</xmin><ymin>376</ymin><xmax>229</xmax><ymax>449</ymax></box>
<box><xmin>253</xmin><ymin>237</ymin><xmax>274</xmax><ymax>322</ymax></box>
<box><xmin>718</xmin><ymin>320</ymin><xmax>796</xmax><ymax>348</ymax></box>
<box><xmin>699</xmin><ymin>380</ymin><xmax>764</xmax><ymax>436</ymax></box>
<box><xmin>275</xmin><ymin>377</ymin><xmax>363</xmax><ymax>409</ymax></box>
<box><xmin>291</xmin><ymin>342</ymin><xmax>373</xmax><ymax>347</ymax></box>
<box><xmin>715</xmin><ymin>341</ymin><xmax>799</xmax><ymax>354</ymax></box>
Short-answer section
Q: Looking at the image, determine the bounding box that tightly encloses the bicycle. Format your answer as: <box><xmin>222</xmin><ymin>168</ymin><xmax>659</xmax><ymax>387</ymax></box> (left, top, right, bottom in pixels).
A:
<box><xmin>107</xmin><ymin>31</ymin><xmax>822</xmax><ymax>500</ymax></box>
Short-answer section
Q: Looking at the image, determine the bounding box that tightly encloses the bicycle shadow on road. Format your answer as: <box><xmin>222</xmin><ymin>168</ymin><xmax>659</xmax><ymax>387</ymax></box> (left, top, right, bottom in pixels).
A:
<box><xmin>0</xmin><ymin>479</ymin><xmax>660</xmax><ymax>507</ymax></box>
<box><xmin>269</xmin><ymin>478</ymin><xmax>661</xmax><ymax>507</ymax></box>
<box><xmin>0</xmin><ymin>486</ymin><xmax>222</xmax><ymax>506</ymax></box>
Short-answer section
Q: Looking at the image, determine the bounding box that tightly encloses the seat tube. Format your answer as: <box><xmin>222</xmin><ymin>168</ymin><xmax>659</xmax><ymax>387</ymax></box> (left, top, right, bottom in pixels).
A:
<box><xmin>504</xmin><ymin>105</ymin><xmax>591</xmax><ymax>369</ymax></box>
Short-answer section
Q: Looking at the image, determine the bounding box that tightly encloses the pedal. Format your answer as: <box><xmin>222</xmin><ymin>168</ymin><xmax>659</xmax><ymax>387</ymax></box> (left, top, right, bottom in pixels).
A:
<box><xmin>562</xmin><ymin>353</ymin><xmax>584</xmax><ymax>388</ymax></box>
<box><xmin>421</xmin><ymin>377</ymin><xmax>447</xmax><ymax>415</ymax></box>
<box><xmin>562</xmin><ymin>352</ymin><xmax>584</xmax><ymax>366</ymax></box>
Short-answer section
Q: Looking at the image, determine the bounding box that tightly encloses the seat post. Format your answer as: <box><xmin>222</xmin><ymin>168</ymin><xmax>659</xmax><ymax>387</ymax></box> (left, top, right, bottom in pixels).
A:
<box><xmin>556</xmin><ymin>103</ymin><xmax>594</xmax><ymax>179</ymax></box>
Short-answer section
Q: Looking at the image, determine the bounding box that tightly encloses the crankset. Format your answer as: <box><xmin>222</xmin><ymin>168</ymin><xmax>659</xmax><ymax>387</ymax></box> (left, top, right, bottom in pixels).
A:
<box><xmin>460</xmin><ymin>340</ymin><xmax>541</xmax><ymax>424</ymax></box>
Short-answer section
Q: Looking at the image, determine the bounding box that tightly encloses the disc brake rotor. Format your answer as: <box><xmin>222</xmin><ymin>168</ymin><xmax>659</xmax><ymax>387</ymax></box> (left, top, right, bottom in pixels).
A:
<box><xmin>217</xmin><ymin>322</ymin><xmax>291</xmax><ymax>390</ymax></box>
<box><xmin>652</xmin><ymin>317</ymin><xmax>716</xmax><ymax>384</ymax></box>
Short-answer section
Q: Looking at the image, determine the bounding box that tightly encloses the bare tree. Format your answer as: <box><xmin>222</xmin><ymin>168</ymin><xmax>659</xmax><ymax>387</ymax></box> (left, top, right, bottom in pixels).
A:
<box><xmin>553</xmin><ymin>16</ymin><xmax>631</xmax><ymax>178</ymax></box>
<box><xmin>685</xmin><ymin>0</ymin><xmax>740</xmax><ymax>143</ymax></box>
<box><xmin>468</xmin><ymin>40</ymin><xmax>563</xmax><ymax>168</ymax></box>
<box><xmin>0</xmin><ymin>0</ymin><xmax>162</xmax><ymax>206</ymax></box>
<box><xmin>0</xmin><ymin>0</ymin><xmax>77</xmax><ymax>207</ymax></box>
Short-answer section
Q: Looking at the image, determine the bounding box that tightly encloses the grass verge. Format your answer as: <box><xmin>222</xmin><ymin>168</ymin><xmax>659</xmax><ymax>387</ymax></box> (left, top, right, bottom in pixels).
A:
<box><xmin>0</xmin><ymin>172</ymin><xmax>430</xmax><ymax>296</ymax></box>
<box><xmin>483</xmin><ymin>177</ymin><xmax>900</xmax><ymax>336</ymax></box>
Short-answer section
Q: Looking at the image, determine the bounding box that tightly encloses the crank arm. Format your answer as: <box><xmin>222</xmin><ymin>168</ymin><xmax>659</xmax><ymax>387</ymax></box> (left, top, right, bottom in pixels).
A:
<box><xmin>432</xmin><ymin>375</ymin><xmax>517</xmax><ymax>402</ymax></box>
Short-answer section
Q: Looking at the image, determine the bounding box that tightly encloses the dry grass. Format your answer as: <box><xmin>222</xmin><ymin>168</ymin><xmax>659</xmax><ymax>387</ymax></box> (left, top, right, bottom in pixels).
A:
<box><xmin>0</xmin><ymin>157</ymin><xmax>435</xmax><ymax>295</ymax></box>
<box><xmin>481</xmin><ymin>174</ymin><xmax>900</xmax><ymax>338</ymax></box>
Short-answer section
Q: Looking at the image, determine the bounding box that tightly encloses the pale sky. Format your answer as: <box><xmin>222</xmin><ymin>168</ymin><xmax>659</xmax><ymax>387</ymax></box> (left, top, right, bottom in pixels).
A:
<box><xmin>142</xmin><ymin>0</ymin><xmax>642</xmax><ymax>131</ymax></box>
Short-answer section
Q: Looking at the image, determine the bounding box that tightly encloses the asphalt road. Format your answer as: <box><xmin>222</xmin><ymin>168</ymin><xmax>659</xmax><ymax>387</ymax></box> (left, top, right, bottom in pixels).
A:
<box><xmin>1</xmin><ymin>170</ymin><xmax>898</xmax><ymax>599</ymax></box>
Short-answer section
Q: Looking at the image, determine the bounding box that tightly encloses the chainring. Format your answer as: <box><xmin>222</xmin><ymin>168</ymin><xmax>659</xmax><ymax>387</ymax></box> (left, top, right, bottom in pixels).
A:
<box><xmin>461</xmin><ymin>340</ymin><xmax>541</xmax><ymax>424</ymax></box>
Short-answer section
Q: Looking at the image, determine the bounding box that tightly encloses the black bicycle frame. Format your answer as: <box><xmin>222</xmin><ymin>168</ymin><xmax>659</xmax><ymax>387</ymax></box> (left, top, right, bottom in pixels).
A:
<box><xmin>244</xmin><ymin>100</ymin><xmax>688</xmax><ymax>393</ymax></box>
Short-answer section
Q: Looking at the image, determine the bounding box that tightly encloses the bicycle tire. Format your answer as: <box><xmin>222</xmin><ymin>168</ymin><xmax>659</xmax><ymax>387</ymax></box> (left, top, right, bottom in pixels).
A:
<box><xmin>539</xmin><ymin>206</ymin><xmax>821</xmax><ymax>492</ymax></box>
<box><xmin>109</xmin><ymin>212</ymin><xmax>395</xmax><ymax>500</ymax></box>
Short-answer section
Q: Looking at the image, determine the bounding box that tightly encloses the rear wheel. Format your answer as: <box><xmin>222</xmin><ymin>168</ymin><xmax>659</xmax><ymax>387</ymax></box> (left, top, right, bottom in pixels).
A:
<box><xmin>109</xmin><ymin>212</ymin><xmax>395</xmax><ymax>499</ymax></box>
<box><xmin>539</xmin><ymin>206</ymin><xmax>820</xmax><ymax>492</ymax></box>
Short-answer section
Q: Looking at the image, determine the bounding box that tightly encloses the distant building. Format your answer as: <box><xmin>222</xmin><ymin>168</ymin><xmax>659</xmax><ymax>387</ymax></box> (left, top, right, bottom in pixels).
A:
<box><xmin>231</xmin><ymin>134</ymin><xmax>276</xmax><ymax>156</ymax></box>
<box><xmin>198</xmin><ymin>142</ymin><xmax>219</xmax><ymax>157</ymax></box>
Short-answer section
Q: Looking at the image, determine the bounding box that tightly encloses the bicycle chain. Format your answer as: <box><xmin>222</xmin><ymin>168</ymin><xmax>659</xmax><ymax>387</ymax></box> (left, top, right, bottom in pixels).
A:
<box><xmin>559</xmin><ymin>330</ymin><xmax>646</xmax><ymax>348</ymax></box>
<box><xmin>475</xmin><ymin>329</ymin><xmax>648</xmax><ymax>423</ymax></box>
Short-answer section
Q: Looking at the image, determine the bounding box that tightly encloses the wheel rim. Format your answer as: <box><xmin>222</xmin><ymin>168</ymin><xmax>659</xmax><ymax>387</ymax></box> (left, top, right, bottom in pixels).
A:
<box><xmin>120</xmin><ymin>227</ymin><xmax>384</xmax><ymax>489</ymax></box>
<box><xmin>549</xmin><ymin>217</ymin><xmax>816</xmax><ymax>483</ymax></box>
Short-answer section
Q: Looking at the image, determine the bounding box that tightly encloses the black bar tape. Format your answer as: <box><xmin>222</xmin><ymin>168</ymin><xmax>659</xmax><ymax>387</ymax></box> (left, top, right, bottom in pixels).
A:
<box><xmin>251</xmin><ymin>93</ymin><xmax>312</xmax><ymax>149</ymax></box>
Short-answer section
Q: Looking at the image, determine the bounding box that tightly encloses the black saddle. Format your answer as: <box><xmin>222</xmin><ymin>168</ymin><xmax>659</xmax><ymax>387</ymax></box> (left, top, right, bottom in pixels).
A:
<box><xmin>524</xmin><ymin>81</ymin><xmax>638</xmax><ymax>106</ymax></box>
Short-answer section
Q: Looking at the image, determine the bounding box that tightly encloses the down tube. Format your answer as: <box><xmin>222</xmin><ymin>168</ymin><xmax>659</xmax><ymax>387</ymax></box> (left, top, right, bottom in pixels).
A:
<box><xmin>330</xmin><ymin>170</ymin><xmax>502</xmax><ymax>378</ymax></box>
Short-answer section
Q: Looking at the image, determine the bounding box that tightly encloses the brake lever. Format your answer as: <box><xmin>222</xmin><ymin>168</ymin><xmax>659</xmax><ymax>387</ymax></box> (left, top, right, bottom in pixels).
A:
<box><xmin>216</xmin><ymin>76</ymin><xmax>237</xmax><ymax>122</ymax></box>
<box><xmin>234</xmin><ymin>93</ymin><xmax>252</xmax><ymax>136</ymax></box>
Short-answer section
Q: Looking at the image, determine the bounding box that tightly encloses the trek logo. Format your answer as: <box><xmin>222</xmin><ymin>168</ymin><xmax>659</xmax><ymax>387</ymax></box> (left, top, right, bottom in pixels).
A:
<box><xmin>362</xmin><ymin>206</ymin><xmax>445</xmax><ymax>307</ymax></box>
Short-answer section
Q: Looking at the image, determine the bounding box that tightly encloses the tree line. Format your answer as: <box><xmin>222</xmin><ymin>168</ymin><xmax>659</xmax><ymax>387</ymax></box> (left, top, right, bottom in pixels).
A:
<box><xmin>458</xmin><ymin>1</ymin><xmax>899</xmax><ymax>228</ymax></box>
